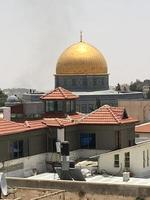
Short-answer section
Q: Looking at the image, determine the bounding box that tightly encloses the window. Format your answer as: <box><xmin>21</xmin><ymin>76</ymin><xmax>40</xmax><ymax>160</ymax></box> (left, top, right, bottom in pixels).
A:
<box><xmin>143</xmin><ymin>151</ymin><xmax>146</xmax><ymax>168</ymax></box>
<box><xmin>64</xmin><ymin>79</ymin><xmax>67</xmax><ymax>86</ymax></box>
<box><xmin>70</xmin><ymin>101</ymin><xmax>74</xmax><ymax>112</ymax></box>
<box><xmin>82</xmin><ymin>78</ymin><xmax>87</xmax><ymax>87</ymax></box>
<box><xmin>76</xmin><ymin>104</ymin><xmax>80</xmax><ymax>112</ymax></box>
<box><xmin>147</xmin><ymin>150</ymin><xmax>149</xmax><ymax>167</ymax></box>
<box><xmin>81</xmin><ymin>104</ymin><xmax>87</xmax><ymax>113</ymax></box>
<box><xmin>88</xmin><ymin>104</ymin><xmax>94</xmax><ymax>112</ymax></box>
<box><xmin>57</xmin><ymin>101</ymin><xmax>63</xmax><ymax>112</ymax></box>
<box><xmin>66</xmin><ymin>101</ymin><xmax>71</xmax><ymax>113</ymax></box>
<box><xmin>93</xmin><ymin>78</ymin><xmax>98</xmax><ymax>86</ymax></box>
<box><xmin>101</xmin><ymin>78</ymin><xmax>104</xmax><ymax>86</ymax></box>
<box><xmin>80</xmin><ymin>133</ymin><xmax>96</xmax><ymax>149</ymax></box>
<box><xmin>125</xmin><ymin>152</ymin><xmax>130</xmax><ymax>168</ymax></box>
<box><xmin>72</xmin><ymin>79</ymin><xmax>77</xmax><ymax>87</ymax></box>
<box><xmin>115</xmin><ymin>131</ymin><xmax>121</xmax><ymax>149</ymax></box>
<box><xmin>114</xmin><ymin>154</ymin><xmax>119</xmax><ymax>168</ymax></box>
<box><xmin>10</xmin><ymin>140</ymin><xmax>24</xmax><ymax>159</ymax></box>
<box><xmin>46</xmin><ymin>101</ymin><xmax>54</xmax><ymax>112</ymax></box>
<box><xmin>66</xmin><ymin>100</ymin><xmax>74</xmax><ymax>113</ymax></box>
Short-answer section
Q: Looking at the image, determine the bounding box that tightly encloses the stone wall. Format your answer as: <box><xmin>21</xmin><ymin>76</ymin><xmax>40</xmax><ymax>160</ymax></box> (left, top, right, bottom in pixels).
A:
<box><xmin>7</xmin><ymin>177</ymin><xmax>150</xmax><ymax>199</ymax></box>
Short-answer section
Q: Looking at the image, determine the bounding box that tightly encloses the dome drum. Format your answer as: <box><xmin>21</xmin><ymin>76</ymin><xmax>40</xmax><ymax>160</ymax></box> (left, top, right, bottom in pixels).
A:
<box><xmin>55</xmin><ymin>74</ymin><xmax>109</xmax><ymax>92</ymax></box>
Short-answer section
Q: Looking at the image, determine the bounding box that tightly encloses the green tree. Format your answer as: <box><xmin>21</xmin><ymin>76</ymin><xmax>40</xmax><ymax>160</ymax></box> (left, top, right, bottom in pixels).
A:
<box><xmin>0</xmin><ymin>89</ymin><xmax>7</xmax><ymax>106</ymax></box>
<box><xmin>147</xmin><ymin>88</ymin><xmax>150</xmax><ymax>99</ymax></box>
<box><xmin>129</xmin><ymin>79</ymin><xmax>143</xmax><ymax>91</ymax></box>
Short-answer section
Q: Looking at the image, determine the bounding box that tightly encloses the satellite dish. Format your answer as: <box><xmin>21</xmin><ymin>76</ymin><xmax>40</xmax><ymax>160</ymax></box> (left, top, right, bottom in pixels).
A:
<box><xmin>0</xmin><ymin>173</ymin><xmax>7</xmax><ymax>196</ymax></box>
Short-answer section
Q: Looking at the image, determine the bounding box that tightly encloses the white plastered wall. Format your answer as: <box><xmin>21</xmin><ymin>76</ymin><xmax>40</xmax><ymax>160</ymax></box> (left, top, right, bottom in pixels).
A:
<box><xmin>1</xmin><ymin>152</ymin><xmax>59</xmax><ymax>178</ymax></box>
<box><xmin>98</xmin><ymin>141</ymin><xmax>150</xmax><ymax>178</ymax></box>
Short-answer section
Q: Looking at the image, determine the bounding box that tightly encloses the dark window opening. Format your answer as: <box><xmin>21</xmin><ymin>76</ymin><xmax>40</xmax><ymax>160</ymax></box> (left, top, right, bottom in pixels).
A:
<box><xmin>115</xmin><ymin>131</ymin><xmax>121</xmax><ymax>149</ymax></box>
<box><xmin>72</xmin><ymin>79</ymin><xmax>77</xmax><ymax>87</ymax></box>
<box><xmin>125</xmin><ymin>152</ymin><xmax>130</xmax><ymax>168</ymax></box>
<box><xmin>66</xmin><ymin>100</ymin><xmax>75</xmax><ymax>113</ymax></box>
<box><xmin>46</xmin><ymin>101</ymin><xmax>64</xmax><ymax>112</ymax></box>
<box><xmin>81</xmin><ymin>104</ymin><xmax>87</xmax><ymax>113</ymax></box>
<box><xmin>46</xmin><ymin>101</ymin><xmax>54</xmax><ymax>112</ymax></box>
<box><xmin>10</xmin><ymin>140</ymin><xmax>24</xmax><ymax>159</ymax></box>
<box><xmin>80</xmin><ymin>133</ymin><xmax>96</xmax><ymax>149</ymax></box>
<box><xmin>114</xmin><ymin>154</ymin><xmax>119</xmax><ymax>167</ymax></box>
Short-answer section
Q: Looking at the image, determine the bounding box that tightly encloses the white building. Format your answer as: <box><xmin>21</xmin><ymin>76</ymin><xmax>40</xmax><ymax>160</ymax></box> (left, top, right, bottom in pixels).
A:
<box><xmin>135</xmin><ymin>122</ymin><xmax>150</xmax><ymax>143</ymax></box>
<box><xmin>98</xmin><ymin>141</ymin><xmax>150</xmax><ymax>178</ymax></box>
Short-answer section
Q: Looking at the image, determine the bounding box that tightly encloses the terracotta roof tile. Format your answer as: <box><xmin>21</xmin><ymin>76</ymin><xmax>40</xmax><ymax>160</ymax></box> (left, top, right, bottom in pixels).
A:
<box><xmin>0</xmin><ymin>105</ymin><xmax>137</xmax><ymax>137</ymax></box>
<box><xmin>80</xmin><ymin>105</ymin><xmax>138</xmax><ymax>125</ymax></box>
<box><xmin>0</xmin><ymin>119</ymin><xmax>27</xmax><ymax>136</ymax></box>
<box><xmin>40</xmin><ymin>87</ymin><xmax>79</xmax><ymax>100</ymax></box>
<box><xmin>135</xmin><ymin>122</ymin><xmax>150</xmax><ymax>133</ymax></box>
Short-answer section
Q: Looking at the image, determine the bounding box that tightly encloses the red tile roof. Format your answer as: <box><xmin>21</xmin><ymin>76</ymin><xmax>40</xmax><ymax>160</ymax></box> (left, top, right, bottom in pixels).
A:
<box><xmin>0</xmin><ymin>105</ymin><xmax>137</xmax><ymax>136</ymax></box>
<box><xmin>0</xmin><ymin>112</ymin><xmax>84</xmax><ymax>136</ymax></box>
<box><xmin>0</xmin><ymin>119</ymin><xmax>27</xmax><ymax>136</ymax></box>
<box><xmin>135</xmin><ymin>122</ymin><xmax>150</xmax><ymax>133</ymax></box>
<box><xmin>25</xmin><ymin>112</ymin><xmax>84</xmax><ymax>128</ymax></box>
<box><xmin>24</xmin><ymin>120</ymin><xmax>47</xmax><ymax>130</ymax></box>
<box><xmin>40</xmin><ymin>87</ymin><xmax>79</xmax><ymax>100</ymax></box>
<box><xmin>80</xmin><ymin>105</ymin><xmax>138</xmax><ymax>125</ymax></box>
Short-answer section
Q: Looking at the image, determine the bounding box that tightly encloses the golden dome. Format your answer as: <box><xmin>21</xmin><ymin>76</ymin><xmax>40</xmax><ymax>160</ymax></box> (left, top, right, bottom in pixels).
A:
<box><xmin>56</xmin><ymin>41</ymin><xmax>108</xmax><ymax>75</ymax></box>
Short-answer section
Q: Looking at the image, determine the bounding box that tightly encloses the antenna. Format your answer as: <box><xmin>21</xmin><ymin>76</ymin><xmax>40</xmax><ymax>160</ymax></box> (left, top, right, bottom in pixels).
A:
<box><xmin>0</xmin><ymin>173</ymin><xmax>8</xmax><ymax>196</ymax></box>
<box><xmin>80</xmin><ymin>31</ymin><xmax>83</xmax><ymax>42</ymax></box>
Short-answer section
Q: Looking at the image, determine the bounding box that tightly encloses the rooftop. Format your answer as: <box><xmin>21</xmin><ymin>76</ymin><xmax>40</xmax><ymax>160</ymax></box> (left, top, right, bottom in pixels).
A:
<box><xmin>74</xmin><ymin>90</ymin><xmax>143</xmax><ymax>96</ymax></box>
<box><xmin>40</xmin><ymin>87</ymin><xmax>79</xmax><ymax>100</ymax></box>
<box><xmin>80</xmin><ymin>105</ymin><xmax>138</xmax><ymax>125</ymax></box>
<box><xmin>0</xmin><ymin>105</ymin><xmax>137</xmax><ymax>135</ymax></box>
<box><xmin>0</xmin><ymin>112</ymin><xmax>84</xmax><ymax>136</ymax></box>
<box><xmin>135</xmin><ymin>122</ymin><xmax>150</xmax><ymax>133</ymax></box>
<box><xmin>0</xmin><ymin>119</ymin><xmax>28</xmax><ymax>136</ymax></box>
<box><xmin>27</xmin><ymin>172</ymin><xmax>150</xmax><ymax>187</ymax></box>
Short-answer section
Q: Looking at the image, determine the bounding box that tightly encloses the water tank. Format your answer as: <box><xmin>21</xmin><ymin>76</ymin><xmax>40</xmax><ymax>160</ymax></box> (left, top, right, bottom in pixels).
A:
<box><xmin>61</xmin><ymin>141</ymin><xmax>69</xmax><ymax>156</ymax></box>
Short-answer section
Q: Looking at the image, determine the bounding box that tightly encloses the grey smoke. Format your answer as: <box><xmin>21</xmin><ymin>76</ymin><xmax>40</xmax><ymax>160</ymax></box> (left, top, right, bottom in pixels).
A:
<box><xmin>0</xmin><ymin>0</ymin><xmax>150</xmax><ymax>90</ymax></box>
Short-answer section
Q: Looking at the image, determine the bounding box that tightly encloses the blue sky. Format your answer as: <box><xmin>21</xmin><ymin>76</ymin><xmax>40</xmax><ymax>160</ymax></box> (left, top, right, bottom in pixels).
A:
<box><xmin>0</xmin><ymin>0</ymin><xmax>150</xmax><ymax>90</ymax></box>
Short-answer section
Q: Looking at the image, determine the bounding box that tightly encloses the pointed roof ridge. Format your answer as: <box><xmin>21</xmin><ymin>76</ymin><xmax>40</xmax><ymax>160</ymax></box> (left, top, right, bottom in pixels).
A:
<box><xmin>58</xmin><ymin>87</ymin><xmax>67</xmax><ymax>98</ymax></box>
<box><xmin>80</xmin><ymin>105</ymin><xmax>137</xmax><ymax>125</ymax></box>
<box><xmin>106</xmin><ymin>106</ymin><xmax>121</xmax><ymax>123</ymax></box>
<box><xmin>40</xmin><ymin>87</ymin><xmax>79</xmax><ymax>100</ymax></box>
<box><xmin>55</xmin><ymin>118</ymin><xmax>64</xmax><ymax>127</ymax></box>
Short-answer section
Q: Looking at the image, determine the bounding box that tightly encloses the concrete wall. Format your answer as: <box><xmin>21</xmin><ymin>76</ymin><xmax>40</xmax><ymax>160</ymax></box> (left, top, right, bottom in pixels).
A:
<box><xmin>7</xmin><ymin>177</ymin><xmax>150</xmax><ymax>198</ymax></box>
<box><xmin>64</xmin><ymin>124</ymin><xmax>135</xmax><ymax>154</ymax></box>
<box><xmin>81</xmin><ymin>124</ymin><xmax>135</xmax><ymax>150</ymax></box>
<box><xmin>0</xmin><ymin>128</ymin><xmax>50</xmax><ymax>162</ymax></box>
<box><xmin>70</xmin><ymin>149</ymin><xmax>109</xmax><ymax>160</ymax></box>
<box><xmin>119</xmin><ymin>100</ymin><xmax>150</xmax><ymax>123</ymax></box>
<box><xmin>76</xmin><ymin>92</ymin><xmax>143</xmax><ymax>113</ymax></box>
<box><xmin>23</xmin><ymin>102</ymin><xmax>44</xmax><ymax>117</ymax></box>
<box><xmin>98</xmin><ymin>141</ymin><xmax>150</xmax><ymax>177</ymax></box>
<box><xmin>0</xmin><ymin>152</ymin><xmax>59</xmax><ymax>178</ymax></box>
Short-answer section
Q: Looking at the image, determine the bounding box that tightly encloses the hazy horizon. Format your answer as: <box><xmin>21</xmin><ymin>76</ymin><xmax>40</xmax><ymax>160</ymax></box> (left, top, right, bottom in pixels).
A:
<box><xmin>0</xmin><ymin>0</ymin><xmax>150</xmax><ymax>91</ymax></box>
